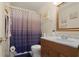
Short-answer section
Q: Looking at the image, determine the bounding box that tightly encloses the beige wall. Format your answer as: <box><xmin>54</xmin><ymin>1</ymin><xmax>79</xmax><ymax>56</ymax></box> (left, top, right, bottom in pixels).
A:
<box><xmin>38</xmin><ymin>3</ymin><xmax>56</xmax><ymax>36</ymax></box>
<box><xmin>38</xmin><ymin>3</ymin><xmax>79</xmax><ymax>39</ymax></box>
<box><xmin>0</xmin><ymin>2</ymin><xmax>10</xmax><ymax>57</ymax></box>
<box><xmin>0</xmin><ymin>3</ymin><xmax>5</xmax><ymax>38</ymax></box>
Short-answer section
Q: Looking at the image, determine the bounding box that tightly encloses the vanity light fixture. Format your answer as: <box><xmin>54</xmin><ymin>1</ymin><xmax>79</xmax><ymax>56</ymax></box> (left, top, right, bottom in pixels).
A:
<box><xmin>53</xmin><ymin>2</ymin><xmax>63</xmax><ymax>6</ymax></box>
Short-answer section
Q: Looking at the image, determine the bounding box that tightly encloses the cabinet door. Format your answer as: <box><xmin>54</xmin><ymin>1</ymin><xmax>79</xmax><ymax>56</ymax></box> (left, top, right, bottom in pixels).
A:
<box><xmin>41</xmin><ymin>39</ymin><xmax>48</xmax><ymax>57</ymax></box>
<box><xmin>48</xmin><ymin>48</ymin><xmax>59</xmax><ymax>57</ymax></box>
<box><xmin>41</xmin><ymin>46</ymin><xmax>48</xmax><ymax>57</ymax></box>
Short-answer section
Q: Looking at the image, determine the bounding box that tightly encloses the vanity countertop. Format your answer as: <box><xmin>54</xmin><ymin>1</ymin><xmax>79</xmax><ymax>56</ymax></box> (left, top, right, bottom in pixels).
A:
<box><xmin>41</xmin><ymin>36</ymin><xmax>79</xmax><ymax>48</ymax></box>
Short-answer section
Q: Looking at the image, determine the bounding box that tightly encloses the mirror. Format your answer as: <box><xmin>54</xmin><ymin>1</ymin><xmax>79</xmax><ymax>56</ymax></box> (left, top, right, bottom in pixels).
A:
<box><xmin>57</xmin><ymin>2</ymin><xmax>79</xmax><ymax>31</ymax></box>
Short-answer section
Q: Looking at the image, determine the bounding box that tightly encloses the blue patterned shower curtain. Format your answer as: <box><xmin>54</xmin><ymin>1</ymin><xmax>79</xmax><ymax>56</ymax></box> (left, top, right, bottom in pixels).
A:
<box><xmin>10</xmin><ymin>8</ymin><xmax>41</xmax><ymax>53</ymax></box>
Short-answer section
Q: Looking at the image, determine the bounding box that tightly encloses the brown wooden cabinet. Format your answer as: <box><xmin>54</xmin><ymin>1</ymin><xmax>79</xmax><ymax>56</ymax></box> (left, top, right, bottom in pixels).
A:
<box><xmin>41</xmin><ymin>39</ymin><xmax>79</xmax><ymax>57</ymax></box>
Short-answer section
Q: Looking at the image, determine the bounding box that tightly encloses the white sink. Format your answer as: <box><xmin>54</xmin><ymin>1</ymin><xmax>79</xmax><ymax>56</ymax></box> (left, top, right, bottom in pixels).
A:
<box><xmin>41</xmin><ymin>36</ymin><xmax>79</xmax><ymax>48</ymax></box>
<box><xmin>58</xmin><ymin>38</ymin><xmax>74</xmax><ymax>42</ymax></box>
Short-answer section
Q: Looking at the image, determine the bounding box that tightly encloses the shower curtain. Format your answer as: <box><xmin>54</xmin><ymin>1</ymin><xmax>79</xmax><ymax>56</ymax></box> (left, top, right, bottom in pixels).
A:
<box><xmin>10</xmin><ymin>8</ymin><xmax>41</xmax><ymax>53</ymax></box>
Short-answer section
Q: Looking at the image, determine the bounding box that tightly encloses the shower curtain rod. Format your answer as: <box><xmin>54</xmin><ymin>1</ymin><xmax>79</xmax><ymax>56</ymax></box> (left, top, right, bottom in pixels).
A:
<box><xmin>7</xmin><ymin>5</ymin><xmax>36</xmax><ymax>12</ymax></box>
<box><xmin>7</xmin><ymin>5</ymin><xmax>29</xmax><ymax>11</ymax></box>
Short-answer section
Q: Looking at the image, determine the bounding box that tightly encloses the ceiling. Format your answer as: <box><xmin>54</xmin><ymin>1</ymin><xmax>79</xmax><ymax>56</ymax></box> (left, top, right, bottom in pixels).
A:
<box><xmin>10</xmin><ymin>2</ymin><xmax>49</xmax><ymax>11</ymax></box>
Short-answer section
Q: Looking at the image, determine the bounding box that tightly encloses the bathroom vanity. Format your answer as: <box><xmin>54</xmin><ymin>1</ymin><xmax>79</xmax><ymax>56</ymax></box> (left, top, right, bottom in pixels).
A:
<box><xmin>41</xmin><ymin>37</ymin><xmax>79</xmax><ymax>57</ymax></box>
